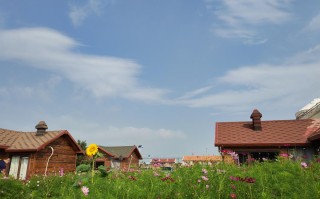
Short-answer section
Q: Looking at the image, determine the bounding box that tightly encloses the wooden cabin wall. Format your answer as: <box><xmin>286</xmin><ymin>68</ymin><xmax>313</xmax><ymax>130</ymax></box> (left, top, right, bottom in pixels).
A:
<box><xmin>120</xmin><ymin>152</ymin><xmax>140</xmax><ymax>169</ymax></box>
<box><xmin>33</xmin><ymin>136</ymin><xmax>77</xmax><ymax>175</ymax></box>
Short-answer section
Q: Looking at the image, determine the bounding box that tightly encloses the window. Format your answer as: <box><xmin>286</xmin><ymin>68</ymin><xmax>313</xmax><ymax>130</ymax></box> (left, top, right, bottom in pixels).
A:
<box><xmin>9</xmin><ymin>156</ymin><xmax>29</xmax><ymax>180</ymax></box>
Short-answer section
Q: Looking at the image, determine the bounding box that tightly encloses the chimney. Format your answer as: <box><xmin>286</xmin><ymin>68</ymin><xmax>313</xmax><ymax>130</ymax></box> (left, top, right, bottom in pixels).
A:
<box><xmin>250</xmin><ymin>109</ymin><xmax>262</xmax><ymax>131</ymax></box>
<box><xmin>35</xmin><ymin>121</ymin><xmax>48</xmax><ymax>136</ymax></box>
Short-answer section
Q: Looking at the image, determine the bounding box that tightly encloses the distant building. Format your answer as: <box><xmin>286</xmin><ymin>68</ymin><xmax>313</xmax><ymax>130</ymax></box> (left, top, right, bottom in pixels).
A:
<box><xmin>150</xmin><ymin>158</ymin><xmax>176</xmax><ymax>168</ymax></box>
<box><xmin>182</xmin><ymin>155</ymin><xmax>222</xmax><ymax>165</ymax></box>
<box><xmin>96</xmin><ymin>145</ymin><xmax>142</xmax><ymax>170</ymax></box>
<box><xmin>296</xmin><ymin>98</ymin><xmax>320</xmax><ymax>119</ymax></box>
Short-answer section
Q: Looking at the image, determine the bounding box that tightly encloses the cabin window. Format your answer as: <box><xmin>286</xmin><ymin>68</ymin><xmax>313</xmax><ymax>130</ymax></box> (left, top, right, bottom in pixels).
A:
<box><xmin>250</xmin><ymin>152</ymin><xmax>278</xmax><ymax>162</ymax></box>
<box><xmin>9</xmin><ymin>156</ymin><xmax>29</xmax><ymax>180</ymax></box>
<box><xmin>95</xmin><ymin>161</ymin><xmax>105</xmax><ymax>169</ymax></box>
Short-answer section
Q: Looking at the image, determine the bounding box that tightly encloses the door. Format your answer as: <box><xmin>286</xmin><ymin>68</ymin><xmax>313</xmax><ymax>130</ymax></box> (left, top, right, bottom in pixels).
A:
<box><xmin>111</xmin><ymin>160</ymin><xmax>121</xmax><ymax>169</ymax></box>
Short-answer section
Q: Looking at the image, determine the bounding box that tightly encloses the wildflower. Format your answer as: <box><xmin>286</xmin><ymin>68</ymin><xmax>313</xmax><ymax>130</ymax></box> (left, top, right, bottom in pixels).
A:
<box><xmin>128</xmin><ymin>175</ymin><xmax>137</xmax><ymax>181</ymax></box>
<box><xmin>153</xmin><ymin>171</ymin><xmax>160</xmax><ymax>177</ymax></box>
<box><xmin>206</xmin><ymin>185</ymin><xmax>209</xmax><ymax>189</ymax></box>
<box><xmin>86</xmin><ymin>144</ymin><xmax>98</xmax><ymax>156</ymax></box>
<box><xmin>301</xmin><ymin>162</ymin><xmax>308</xmax><ymax>169</ymax></box>
<box><xmin>229</xmin><ymin>176</ymin><xmax>239</xmax><ymax>181</ymax></box>
<box><xmin>280</xmin><ymin>153</ymin><xmax>289</xmax><ymax>157</ymax></box>
<box><xmin>197</xmin><ymin>179</ymin><xmax>201</xmax><ymax>183</ymax></box>
<box><xmin>161</xmin><ymin>176</ymin><xmax>175</xmax><ymax>182</ymax></box>
<box><xmin>59</xmin><ymin>168</ymin><xmax>64</xmax><ymax>177</ymax></box>
<box><xmin>230</xmin><ymin>184</ymin><xmax>236</xmax><ymax>190</ymax></box>
<box><xmin>81</xmin><ymin>186</ymin><xmax>89</xmax><ymax>196</ymax></box>
<box><xmin>217</xmin><ymin>169</ymin><xmax>226</xmax><ymax>174</ymax></box>
<box><xmin>230</xmin><ymin>193</ymin><xmax>237</xmax><ymax>198</ymax></box>
<box><xmin>202</xmin><ymin>168</ymin><xmax>208</xmax><ymax>175</ymax></box>
<box><xmin>201</xmin><ymin>176</ymin><xmax>209</xmax><ymax>181</ymax></box>
<box><xmin>228</xmin><ymin>152</ymin><xmax>239</xmax><ymax>160</ymax></box>
<box><xmin>244</xmin><ymin>177</ymin><xmax>256</xmax><ymax>183</ymax></box>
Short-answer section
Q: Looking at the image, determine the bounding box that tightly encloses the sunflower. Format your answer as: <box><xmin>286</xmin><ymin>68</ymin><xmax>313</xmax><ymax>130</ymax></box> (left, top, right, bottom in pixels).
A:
<box><xmin>86</xmin><ymin>144</ymin><xmax>98</xmax><ymax>156</ymax></box>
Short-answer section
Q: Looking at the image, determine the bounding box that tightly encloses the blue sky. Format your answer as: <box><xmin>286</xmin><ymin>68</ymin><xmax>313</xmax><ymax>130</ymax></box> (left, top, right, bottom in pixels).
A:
<box><xmin>0</xmin><ymin>0</ymin><xmax>320</xmax><ymax>160</ymax></box>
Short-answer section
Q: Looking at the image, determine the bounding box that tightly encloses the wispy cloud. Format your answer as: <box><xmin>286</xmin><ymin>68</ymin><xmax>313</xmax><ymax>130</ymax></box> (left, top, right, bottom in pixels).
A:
<box><xmin>69</xmin><ymin>0</ymin><xmax>111</xmax><ymax>26</ymax></box>
<box><xmin>175</xmin><ymin>44</ymin><xmax>320</xmax><ymax>114</ymax></box>
<box><xmin>302</xmin><ymin>12</ymin><xmax>320</xmax><ymax>33</ymax></box>
<box><xmin>209</xmin><ymin>0</ymin><xmax>292</xmax><ymax>44</ymax></box>
<box><xmin>0</xmin><ymin>27</ymin><xmax>168</xmax><ymax>102</ymax></box>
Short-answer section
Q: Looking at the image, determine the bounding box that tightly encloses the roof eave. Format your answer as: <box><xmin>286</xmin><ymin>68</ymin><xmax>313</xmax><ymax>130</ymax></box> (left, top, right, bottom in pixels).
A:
<box><xmin>215</xmin><ymin>143</ymin><xmax>309</xmax><ymax>147</ymax></box>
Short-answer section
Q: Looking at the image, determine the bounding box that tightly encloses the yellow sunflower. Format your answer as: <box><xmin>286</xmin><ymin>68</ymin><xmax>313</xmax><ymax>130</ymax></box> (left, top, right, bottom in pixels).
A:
<box><xmin>86</xmin><ymin>144</ymin><xmax>98</xmax><ymax>157</ymax></box>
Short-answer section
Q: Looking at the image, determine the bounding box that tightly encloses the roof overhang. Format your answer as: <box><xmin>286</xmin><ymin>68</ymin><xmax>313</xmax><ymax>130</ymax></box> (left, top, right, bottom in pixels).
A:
<box><xmin>215</xmin><ymin>143</ymin><xmax>309</xmax><ymax>147</ymax></box>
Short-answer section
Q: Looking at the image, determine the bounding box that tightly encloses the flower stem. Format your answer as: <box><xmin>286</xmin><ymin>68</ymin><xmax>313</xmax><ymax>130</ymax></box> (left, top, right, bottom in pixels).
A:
<box><xmin>92</xmin><ymin>157</ymin><xmax>94</xmax><ymax>183</ymax></box>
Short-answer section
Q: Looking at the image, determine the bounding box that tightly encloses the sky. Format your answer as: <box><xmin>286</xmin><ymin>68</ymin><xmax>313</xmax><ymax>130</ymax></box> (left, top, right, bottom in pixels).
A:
<box><xmin>0</xmin><ymin>0</ymin><xmax>320</xmax><ymax>161</ymax></box>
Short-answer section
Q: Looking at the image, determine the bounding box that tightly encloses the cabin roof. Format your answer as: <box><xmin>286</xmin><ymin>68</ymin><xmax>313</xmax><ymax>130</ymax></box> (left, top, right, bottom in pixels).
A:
<box><xmin>99</xmin><ymin>145</ymin><xmax>142</xmax><ymax>159</ymax></box>
<box><xmin>215</xmin><ymin>119</ymin><xmax>320</xmax><ymax>147</ymax></box>
<box><xmin>0</xmin><ymin>128</ymin><xmax>83</xmax><ymax>153</ymax></box>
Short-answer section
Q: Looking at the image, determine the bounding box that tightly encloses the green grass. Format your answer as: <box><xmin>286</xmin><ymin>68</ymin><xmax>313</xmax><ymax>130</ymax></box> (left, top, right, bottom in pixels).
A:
<box><xmin>1</xmin><ymin>160</ymin><xmax>320</xmax><ymax>199</ymax></box>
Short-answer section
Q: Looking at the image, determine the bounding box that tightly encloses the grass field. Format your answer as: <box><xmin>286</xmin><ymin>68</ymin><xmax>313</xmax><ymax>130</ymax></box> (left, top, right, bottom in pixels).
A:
<box><xmin>1</xmin><ymin>159</ymin><xmax>320</xmax><ymax>199</ymax></box>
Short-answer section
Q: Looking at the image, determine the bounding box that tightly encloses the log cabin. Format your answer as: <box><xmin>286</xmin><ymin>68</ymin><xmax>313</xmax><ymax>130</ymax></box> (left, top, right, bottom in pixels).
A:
<box><xmin>0</xmin><ymin>121</ymin><xmax>83</xmax><ymax>180</ymax></box>
<box><xmin>96</xmin><ymin>145</ymin><xmax>142</xmax><ymax>170</ymax></box>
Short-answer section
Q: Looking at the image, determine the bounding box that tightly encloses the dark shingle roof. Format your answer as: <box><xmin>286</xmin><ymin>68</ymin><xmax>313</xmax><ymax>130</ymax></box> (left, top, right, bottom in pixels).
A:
<box><xmin>99</xmin><ymin>145</ymin><xmax>142</xmax><ymax>159</ymax></box>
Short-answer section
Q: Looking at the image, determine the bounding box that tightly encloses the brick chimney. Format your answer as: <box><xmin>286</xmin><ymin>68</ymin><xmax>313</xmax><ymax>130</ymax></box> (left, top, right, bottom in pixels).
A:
<box><xmin>35</xmin><ymin>121</ymin><xmax>48</xmax><ymax>136</ymax></box>
<box><xmin>250</xmin><ymin>109</ymin><xmax>262</xmax><ymax>131</ymax></box>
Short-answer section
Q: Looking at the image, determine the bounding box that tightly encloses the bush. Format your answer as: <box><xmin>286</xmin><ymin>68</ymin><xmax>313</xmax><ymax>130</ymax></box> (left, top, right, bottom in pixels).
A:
<box><xmin>76</xmin><ymin>164</ymin><xmax>91</xmax><ymax>172</ymax></box>
<box><xmin>0</xmin><ymin>177</ymin><xmax>27</xmax><ymax>199</ymax></box>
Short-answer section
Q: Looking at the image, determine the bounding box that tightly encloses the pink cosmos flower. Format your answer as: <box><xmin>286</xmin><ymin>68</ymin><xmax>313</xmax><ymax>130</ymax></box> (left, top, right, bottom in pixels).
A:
<box><xmin>153</xmin><ymin>171</ymin><xmax>160</xmax><ymax>177</ymax></box>
<box><xmin>230</xmin><ymin>193</ymin><xmax>237</xmax><ymax>198</ymax></box>
<box><xmin>301</xmin><ymin>162</ymin><xmax>308</xmax><ymax>168</ymax></box>
<box><xmin>81</xmin><ymin>186</ymin><xmax>89</xmax><ymax>196</ymax></box>
<box><xmin>201</xmin><ymin>176</ymin><xmax>209</xmax><ymax>181</ymax></box>
<box><xmin>202</xmin><ymin>168</ymin><xmax>208</xmax><ymax>175</ymax></box>
<box><xmin>59</xmin><ymin>168</ymin><xmax>64</xmax><ymax>177</ymax></box>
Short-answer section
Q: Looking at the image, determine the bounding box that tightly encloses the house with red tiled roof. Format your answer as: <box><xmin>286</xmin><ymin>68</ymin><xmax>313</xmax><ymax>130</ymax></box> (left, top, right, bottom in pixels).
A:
<box><xmin>150</xmin><ymin>158</ymin><xmax>176</xmax><ymax>168</ymax></box>
<box><xmin>96</xmin><ymin>145</ymin><xmax>142</xmax><ymax>170</ymax></box>
<box><xmin>215</xmin><ymin>109</ymin><xmax>320</xmax><ymax>164</ymax></box>
<box><xmin>0</xmin><ymin>121</ymin><xmax>83</xmax><ymax>180</ymax></box>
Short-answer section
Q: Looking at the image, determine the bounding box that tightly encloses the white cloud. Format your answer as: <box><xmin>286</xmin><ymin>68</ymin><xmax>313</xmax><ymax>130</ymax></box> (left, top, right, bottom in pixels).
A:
<box><xmin>0</xmin><ymin>27</ymin><xmax>168</xmax><ymax>102</ymax></box>
<box><xmin>210</xmin><ymin>0</ymin><xmax>292</xmax><ymax>43</ymax></box>
<box><xmin>303</xmin><ymin>12</ymin><xmax>320</xmax><ymax>33</ymax></box>
<box><xmin>69</xmin><ymin>0</ymin><xmax>111</xmax><ymax>26</ymax></box>
<box><xmin>175</xmin><ymin>44</ymin><xmax>320</xmax><ymax>113</ymax></box>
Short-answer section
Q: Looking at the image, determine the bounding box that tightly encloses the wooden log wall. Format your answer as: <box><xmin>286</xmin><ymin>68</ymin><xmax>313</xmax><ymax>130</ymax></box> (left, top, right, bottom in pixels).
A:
<box><xmin>32</xmin><ymin>136</ymin><xmax>77</xmax><ymax>176</ymax></box>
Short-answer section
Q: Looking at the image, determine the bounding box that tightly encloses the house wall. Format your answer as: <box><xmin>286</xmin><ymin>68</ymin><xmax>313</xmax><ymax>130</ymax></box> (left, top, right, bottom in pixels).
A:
<box><xmin>0</xmin><ymin>149</ymin><xmax>9</xmax><ymax>159</ymax></box>
<box><xmin>223</xmin><ymin>146</ymin><xmax>316</xmax><ymax>163</ymax></box>
<box><xmin>30</xmin><ymin>136</ymin><xmax>77</xmax><ymax>176</ymax></box>
<box><xmin>120</xmin><ymin>152</ymin><xmax>140</xmax><ymax>169</ymax></box>
<box><xmin>96</xmin><ymin>149</ymin><xmax>113</xmax><ymax>168</ymax></box>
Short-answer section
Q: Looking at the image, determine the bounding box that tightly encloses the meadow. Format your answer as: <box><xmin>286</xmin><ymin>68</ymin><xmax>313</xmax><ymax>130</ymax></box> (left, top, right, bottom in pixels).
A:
<box><xmin>1</xmin><ymin>159</ymin><xmax>320</xmax><ymax>199</ymax></box>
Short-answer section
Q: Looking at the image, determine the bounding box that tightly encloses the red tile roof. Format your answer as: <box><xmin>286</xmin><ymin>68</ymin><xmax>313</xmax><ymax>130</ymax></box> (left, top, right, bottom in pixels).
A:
<box><xmin>0</xmin><ymin>128</ymin><xmax>82</xmax><ymax>152</ymax></box>
<box><xmin>182</xmin><ymin>156</ymin><xmax>222</xmax><ymax>162</ymax></box>
<box><xmin>215</xmin><ymin>119</ymin><xmax>320</xmax><ymax>147</ymax></box>
<box><xmin>150</xmin><ymin>158</ymin><xmax>176</xmax><ymax>164</ymax></box>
